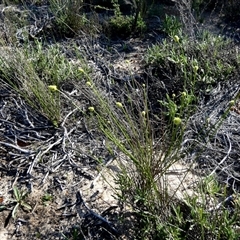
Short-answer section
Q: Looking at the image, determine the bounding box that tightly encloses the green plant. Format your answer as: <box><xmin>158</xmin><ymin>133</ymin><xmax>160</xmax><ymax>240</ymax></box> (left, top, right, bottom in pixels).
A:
<box><xmin>131</xmin><ymin>0</ymin><xmax>153</xmax><ymax>32</ymax></box>
<box><xmin>62</xmin><ymin>76</ymin><xmax>191</xmax><ymax>238</ymax></box>
<box><xmin>0</xmin><ymin>41</ymin><xmax>87</xmax><ymax>126</ymax></box>
<box><xmin>159</xmin><ymin>91</ymin><xmax>196</xmax><ymax>130</ymax></box>
<box><xmin>162</xmin><ymin>14</ymin><xmax>182</xmax><ymax>37</ymax></box>
<box><xmin>22</xmin><ymin>41</ymin><xmax>81</xmax><ymax>85</ymax></box>
<box><xmin>1</xmin><ymin>4</ymin><xmax>240</xmax><ymax>236</ymax></box>
<box><xmin>183</xmin><ymin>192</ymin><xmax>240</xmax><ymax>239</ymax></box>
<box><xmin>107</xmin><ymin>14</ymin><xmax>146</xmax><ymax>38</ymax></box>
<box><xmin>49</xmin><ymin>0</ymin><xmax>92</xmax><ymax>36</ymax></box>
<box><xmin>62</xmin><ymin>65</ymin><xmax>240</xmax><ymax>239</ymax></box>
<box><xmin>107</xmin><ymin>15</ymin><xmax>133</xmax><ymax>38</ymax></box>
<box><xmin>61</xmin><ymin>227</ymin><xmax>85</xmax><ymax>240</ymax></box>
<box><xmin>191</xmin><ymin>0</ymin><xmax>206</xmax><ymax>19</ymax></box>
<box><xmin>163</xmin><ymin>172</ymin><xmax>240</xmax><ymax>240</ymax></box>
<box><xmin>145</xmin><ymin>31</ymin><xmax>239</xmax><ymax>99</ymax></box>
<box><xmin>41</xmin><ymin>193</ymin><xmax>53</xmax><ymax>205</ymax></box>
<box><xmin>107</xmin><ymin>0</ymin><xmax>147</xmax><ymax>38</ymax></box>
<box><xmin>0</xmin><ymin>46</ymin><xmax>60</xmax><ymax>125</ymax></box>
<box><xmin>11</xmin><ymin>186</ymin><xmax>32</xmax><ymax>219</ymax></box>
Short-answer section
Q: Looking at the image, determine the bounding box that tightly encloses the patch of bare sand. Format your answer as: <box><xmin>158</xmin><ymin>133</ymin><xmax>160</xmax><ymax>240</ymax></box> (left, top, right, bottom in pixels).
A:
<box><xmin>82</xmin><ymin>158</ymin><xmax>202</xmax><ymax>213</ymax></box>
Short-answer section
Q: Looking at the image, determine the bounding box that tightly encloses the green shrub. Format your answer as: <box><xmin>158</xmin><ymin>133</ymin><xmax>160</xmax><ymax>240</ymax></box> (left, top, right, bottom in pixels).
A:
<box><xmin>49</xmin><ymin>0</ymin><xmax>96</xmax><ymax>36</ymax></box>
<box><xmin>145</xmin><ymin>31</ymin><xmax>239</xmax><ymax>97</ymax></box>
<box><xmin>59</xmin><ymin>69</ymin><xmax>240</xmax><ymax>239</ymax></box>
<box><xmin>0</xmin><ymin>41</ymin><xmax>87</xmax><ymax>125</ymax></box>
<box><xmin>107</xmin><ymin>14</ymin><xmax>146</xmax><ymax>38</ymax></box>
<box><xmin>74</xmin><ymin>78</ymin><xmax>188</xmax><ymax>238</ymax></box>
<box><xmin>162</xmin><ymin>14</ymin><xmax>182</xmax><ymax>37</ymax></box>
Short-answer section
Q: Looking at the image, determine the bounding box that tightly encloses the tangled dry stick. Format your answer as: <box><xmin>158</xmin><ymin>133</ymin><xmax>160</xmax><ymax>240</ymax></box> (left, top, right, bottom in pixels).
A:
<box><xmin>0</xmin><ymin>82</ymin><xmax>123</xmax><ymax>239</ymax></box>
<box><xmin>182</xmin><ymin>80</ymin><xmax>240</xmax><ymax>191</ymax></box>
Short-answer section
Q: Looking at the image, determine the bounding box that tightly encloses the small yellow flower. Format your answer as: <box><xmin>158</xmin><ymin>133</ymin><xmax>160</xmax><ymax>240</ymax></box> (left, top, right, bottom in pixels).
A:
<box><xmin>142</xmin><ymin>84</ymin><xmax>146</xmax><ymax>88</ymax></box>
<box><xmin>116</xmin><ymin>102</ymin><xmax>123</xmax><ymax>108</ymax></box>
<box><xmin>193</xmin><ymin>65</ymin><xmax>199</xmax><ymax>72</ymax></box>
<box><xmin>88</xmin><ymin>106</ymin><xmax>95</xmax><ymax>112</ymax></box>
<box><xmin>48</xmin><ymin>85</ymin><xmax>58</xmax><ymax>92</ymax></box>
<box><xmin>229</xmin><ymin>100</ymin><xmax>235</xmax><ymax>106</ymax></box>
<box><xmin>86</xmin><ymin>81</ymin><xmax>92</xmax><ymax>87</ymax></box>
<box><xmin>182</xmin><ymin>92</ymin><xmax>187</xmax><ymax>97</ymax></box>
<box><xmin>79</xmin><ymin>68</ymin><xmax>85</xmax><ymax>73</ymax></box>
<box><xmin>52</xmin><ymin>120</ymin><xmax>58</xmax><ymax>127</ymax></box>
<box><xmin>173</xmin><ymin>117</ymin><xmax>182</xmax><ymax>126</ymax></box>
<box><xmin>141</xmin><ymin>111</ymin><xmax>146</xmax><ymax>117</ymax></box>
<box><xmin>172</xmin><ymin>93</ymin><xmax>176</xmax><ymax>98</ymax></box>
<box><xmin>173</xmin><ymin>35</ymin><xmax>180</xmax><ymax>43</ymax></box>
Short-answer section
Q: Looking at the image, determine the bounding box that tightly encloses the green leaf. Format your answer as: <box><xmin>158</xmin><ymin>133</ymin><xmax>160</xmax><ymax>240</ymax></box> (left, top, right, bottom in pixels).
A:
<box><xmin>22</xmin><ymin>202</ymin><xmax>32</xmax><ymax>210</ymax></box>
<box><xmin>12</xmin><ymin>203</ymin><xmax>19</xmax><ymax>219</ymax></box>
<box><xmin>0</xmin><ymin>205</ymin><xmax>6</xmax><ymax>211</ymax></box>
<box><xmin>13</xmin><ymin>187</ymin><xmax>21</xmax><ymax>201</ymax></box>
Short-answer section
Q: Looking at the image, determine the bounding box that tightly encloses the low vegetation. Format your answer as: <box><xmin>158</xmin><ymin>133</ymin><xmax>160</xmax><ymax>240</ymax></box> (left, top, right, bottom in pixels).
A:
<box><xmin>0</xmin><ymin>0</ymin><xmax>240</xmax><ymax>239</ymax></box>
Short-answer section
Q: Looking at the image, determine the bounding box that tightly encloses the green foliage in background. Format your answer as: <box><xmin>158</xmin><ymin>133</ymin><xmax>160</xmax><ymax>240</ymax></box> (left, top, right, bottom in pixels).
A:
<box><xmin>146</xmin><ymin>30</ymin><xmax>239</xmax><ymax>97</ymax></box>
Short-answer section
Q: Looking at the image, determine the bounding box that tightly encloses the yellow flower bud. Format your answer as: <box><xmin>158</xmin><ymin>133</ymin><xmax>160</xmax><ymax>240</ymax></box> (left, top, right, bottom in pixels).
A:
<box><xmin>173</xmin><ymin>117</ymin><xmax>182</xmax><ymax>125</ymax></box>
<box><xmin>229</xmin><ymin>100</ymin><xmax>235</xmax><ymax>106</ymax></box>
<box><xmin>88</xmin><ymin>106</ymin><xmax>95</xmax><ymax>112</ymax></box>
<box><xmin>193</xmin><ymin>65</ymin><xmax>199</xmax><ymax>72</ymax></box>
<box><xmin>86</xmin><ymin>81</ymin><xmax>92</xmax><ymax>87</ymax></box>
<box><xmin>48</xmin><ymin>85</ymin><xmax>58</xmax><ymax>92</ymax></box>
<box><xmin>79</xmin><ymin>68</ymin><xmax>85</xmax><ymax>73</ymax></box>
<box><xmin>141</xmin><ymin>111</ymin><xmax>146</xmax><ymax>117</ymax></box>
<box><xmin>116</xmin><ymin>102</ymin><xmax>123</xmax><ymax>108</ymax></box>
<box><xmin>182</xmin><ymin>92</ymin><xmax>187</xmax><ymax>97</ymax></box>
<box><xmin>52</xmin><ymin>120</ymin><xmax>58</xmax><ymax>127</ymax></box>
<box><xmin>173</xmin><ymin>35</ymin><xmax>180</xmax><ymax>43</ymax></box>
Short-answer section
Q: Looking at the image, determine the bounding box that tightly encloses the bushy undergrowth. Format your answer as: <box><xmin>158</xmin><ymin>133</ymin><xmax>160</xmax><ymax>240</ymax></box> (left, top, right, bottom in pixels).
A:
<box><xmin>146</xmin><ymin>30</ymin><xmax>239</xmax><ymax>98</ymax></box>
<box><xmin>107</xmin><ymin>14</ymin><xmax>146</xmax><ymax>38</ymax></box>
<box><xmin>68</xmin><ymin>71</ymin><xmax>240</xmax><ymax>239</ymax></box>
<box><xmin>1</xmin><ymin>1</ymin><xmax>240</xmax><ymax>239</ymax></box>
<box><xmin>62</xmin><ymin>75</ymin><xmax>190</xmax><ymax>239</ymax></box>
<box><xmin>49</xmin><ymin>0</ymin><xmax>86</xmax><ymax>36</ymax></box>
<box><xmin>1</xmin><ymin>28</ymin><xmax>240</xmax><ymax>240</ymax></box>
<box><xmin>0</xmin><ymin>41</ymin><xmax>86</xmax><ymax>124</ymax></box>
